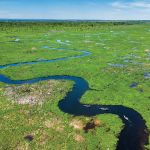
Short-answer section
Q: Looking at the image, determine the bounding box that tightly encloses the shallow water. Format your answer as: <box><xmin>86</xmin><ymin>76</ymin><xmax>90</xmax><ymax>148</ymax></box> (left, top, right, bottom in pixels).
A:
<box><xmin>56</xmin><ymin>39</ymin><xmax>70</xmax><ymax>45</ymax></box>
<box><xmin>130</xmin><ymin>82</ymin><xmax>138</xmax><ymax>88</ymax></box>
<box><xmin>0</xmin><ymin>47</ymin><xmax>91</xmax><ymax>69</ymax></box>
<box><xmin>42</xmin><ymin>45</ymin><xmax>66</xmax><ymax>50</ymax></box>
<box><xmin>108</xmin><ymin>63</ymin><xmax>125</xmax><ymax>68</ymax></box>
<box><xmin>144</xmin><ymin>72</ymin><xmax>150</xmax><ymax>79</ymax></box>
<box><xmin>15</xmin><ymin>38</ymin><xmax>20</xmax><ymax>42</ymax></box>
<box><xmin>42</xmin><ymin>45</ymin><xmax>50</xmax><ymax>49</ymax></box>
<box><xmin>124</xmin><ymin>60</ymin><xmax>130</xmax><ymax>63</ymax></box>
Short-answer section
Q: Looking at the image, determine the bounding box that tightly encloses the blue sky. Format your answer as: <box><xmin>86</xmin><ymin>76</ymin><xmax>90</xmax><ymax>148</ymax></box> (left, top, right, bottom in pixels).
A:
<box><xmin>0</xmin><ymin>0</ymin><xmax>150</xmax><ymax>20</ymax></box>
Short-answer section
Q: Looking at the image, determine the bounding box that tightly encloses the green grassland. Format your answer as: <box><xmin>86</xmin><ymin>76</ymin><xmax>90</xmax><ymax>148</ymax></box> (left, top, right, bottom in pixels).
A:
<box><xmin>0</xmin><ymin>22</ymin><xmax>150</xmax><ymax>150</ymax></box>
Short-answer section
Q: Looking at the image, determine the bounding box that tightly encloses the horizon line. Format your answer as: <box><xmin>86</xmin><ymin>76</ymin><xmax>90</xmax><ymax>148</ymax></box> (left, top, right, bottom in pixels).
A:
<box><xmin>0</xmin><ymin>18</ymin><xmax>150</xmax><ymax>21</ymax></box>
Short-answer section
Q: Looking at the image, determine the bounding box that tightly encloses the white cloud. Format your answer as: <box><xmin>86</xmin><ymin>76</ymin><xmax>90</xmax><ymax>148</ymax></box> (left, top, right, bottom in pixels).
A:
<box><xmin>109</xmin><ymin>1</ymin><xmax>150</xmax><ymax>20</ymax></box>
<box><xmin>111</xmin><ymin>1</ymin><xmax>150</xmax><ymax>9</ymax></box>
<box><xmin>131</xmin><ymin>1</ymin><xmax>150</xmax><ymax>8</ymax></box>
<box><xmin>111</xmin><ymin>1</ymin><xmax>129</xmax><ymax>8</ymax></box>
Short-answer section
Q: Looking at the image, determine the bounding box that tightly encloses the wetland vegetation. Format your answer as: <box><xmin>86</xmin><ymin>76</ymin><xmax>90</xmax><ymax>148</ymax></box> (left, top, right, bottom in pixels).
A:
<box><xmin>0</xmin><ymin>21</ymin><xmax>150</xmax><ymax>150</ymax></box>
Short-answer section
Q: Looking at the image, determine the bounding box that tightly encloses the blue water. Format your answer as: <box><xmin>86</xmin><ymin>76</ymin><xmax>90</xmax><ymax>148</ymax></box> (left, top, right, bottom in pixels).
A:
<box><xmin>0</xmin><ymin>48</ymin><xmax>91</xmax><ymax>69</ymax></box>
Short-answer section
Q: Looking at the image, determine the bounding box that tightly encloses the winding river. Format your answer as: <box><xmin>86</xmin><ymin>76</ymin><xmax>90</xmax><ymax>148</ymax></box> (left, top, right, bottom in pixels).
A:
<box><xmin>0</xmin><ymin>46</ymin><xmax>149</xmax><ymax>150</ymax></box>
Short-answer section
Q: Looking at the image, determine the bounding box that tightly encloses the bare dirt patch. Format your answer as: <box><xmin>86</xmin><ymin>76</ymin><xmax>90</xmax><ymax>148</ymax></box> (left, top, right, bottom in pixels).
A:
<box><xmin>31</xmin><ymin>47</ymin><xmax>37</xmax><ymax>50</ymax></box>
<box><xmin>74</xmin><ymin>134</ymin><xmax>85</xmax><ymax>142</ymax></box>
<box><xmin>3</xmin><ymin>80</ymin><xmax>58</xmax><ymax>105</ymax></box>
<box><xmin>39</xmin><ymin>133</ymin><xmax>49</xmax><ymax>145</ymax></box>
<box><xmin>44</xmin><ymin>117</ymin><xmax>64</xmax><ymax>132</ymax></box>
<box><xmin>69</xmin><ymin>119</ymin><xmax>84</xmax><ymax>130</ymax></box>
<box><xmin>70</xmin><ymin>117</ymin><xmax>102</xmax><ymax>133</ymax></box>
<box><xmin>16</xmin><ymin>144</ymin><xmax>29</xmax><ymax>150</ymax></box>
<box><xmin>145</xmin><ymin>49</ymin><xmax>150</xmax><ymax>53</ymax></box>
<box><xmin>44</xmin><ymin>118</ymin><xmax>61</xmax><ymax>128</ymax></box>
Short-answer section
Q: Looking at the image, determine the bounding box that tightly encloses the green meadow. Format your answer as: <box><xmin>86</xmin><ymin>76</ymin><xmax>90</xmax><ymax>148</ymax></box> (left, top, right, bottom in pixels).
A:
<box><xmin>0</xmin><ymin>22</ymin><xmax>150</xmax><ymax>150</ymax></box>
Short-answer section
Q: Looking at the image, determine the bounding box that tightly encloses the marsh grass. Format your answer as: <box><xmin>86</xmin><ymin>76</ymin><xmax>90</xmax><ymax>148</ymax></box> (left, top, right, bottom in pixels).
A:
<box><xmin>0</xmin><ymin>22</ymin><xmax>150</xmax><ymax>150</ymax></box>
